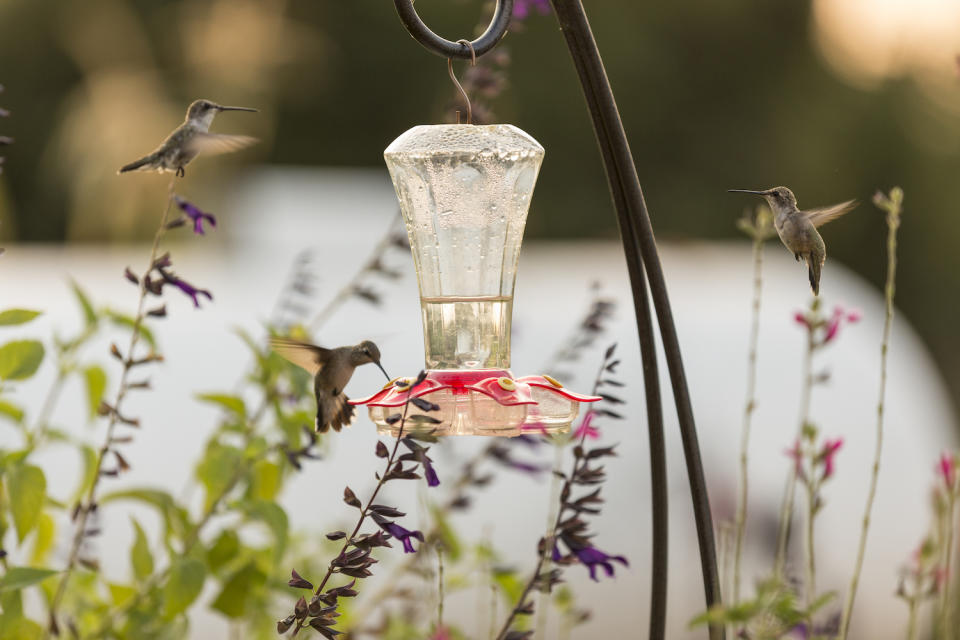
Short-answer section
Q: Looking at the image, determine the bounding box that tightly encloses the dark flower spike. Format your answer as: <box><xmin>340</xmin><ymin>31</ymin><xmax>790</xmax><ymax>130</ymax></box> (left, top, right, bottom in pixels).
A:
<box><xmin>288</xmin><ymin>569</ymin><xmax>313</xmax><ymax>590</ymax></box>
<box><xmin>156</xmin><ymin>267</ymin><xmax>212</xmax><ymax>308</ymax></box>
<box><xmin>572</xmin><ymin>545</ymin><xmax>628</xmax><ymax>582</ymax></box>
<box><xmin>174</xmin><ymin>195</ymin><xmax>217</xmax><ymax>235</ymax></box>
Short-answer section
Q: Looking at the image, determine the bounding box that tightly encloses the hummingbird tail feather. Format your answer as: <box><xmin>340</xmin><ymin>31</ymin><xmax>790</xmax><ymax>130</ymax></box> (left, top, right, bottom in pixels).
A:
<box><xmin>808</xmin><ymin>257</ymin><xmax>821</xmax><ymax>296</ymax></box>
<box><xmin>315</xmin><ymin>393</ymin><xmax>355</xmax><ymax>433</ymax></box>
<box><xmin>118</xmin><ymin>154</ymin><xmax>155</xmax><ymax>174</ymax></box>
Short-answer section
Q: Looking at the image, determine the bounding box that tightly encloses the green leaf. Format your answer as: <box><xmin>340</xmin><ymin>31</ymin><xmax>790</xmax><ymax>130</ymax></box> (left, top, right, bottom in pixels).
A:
<box><xmin>105</xmin><ymin>311</ymin><xmax>155</xmax><ymax>349</ymax></box>
<box><xmin>101</xmin><ymin>489</ymin><xmax>192</xmax><ymax>542</ymax></box>
<box><xmin>0</xmin><ymin>615</ymin><xmax>43</xmax><ymax>640</ymax></box>
<box><xmin>195</xmin><ymin>393</ymin><xmax>246</xmax><ymax>418</ymax></box>
<box><xmin>72</xmin><ymin>446</ymin><xmax>98</xmax><ymax>505</ymax></box>
<box><xmin>0</xmin><ymin>400</ymin><xmax>24</xmax><ymax>425</ymax></box>
<box><xmin>241</xmin><ymin>500</ymin><xmax>288</xmax><ymax>560</ymax></box>
<box><xmin>107</xmin><ymin>583</ymin><xmax>137</xmax><ymax>608</ymax></box>
<box><xmin>196</xmin><ymin>443</ymin><xmax>244</xmax><ymax>511</ymax></box>
<box><xmin>206</xmin><ymin>530</ymin><xmax>240</xmax><ymax>573</ymax></box>
<box><xmin>430</xmin><ymin>506</ymin><xmax>462</xmax><ymax>562</ymax></box>
<box><xmin>70</xmin><ymin>281</ymin><xmax>98</xmax><ymax>327</ymax></box>
<box><xmin>210</xmin><ymin>561</ymin><xmax>266</xmax><ymax>618</ymax></box>
<box><xmin>0</xmin><ymin>310</ymin><xmax>42</xmax><ymax>327</ymax></box>
<box><xmin>163</xmin><ymin>557</ymin><xmax>206</xmax><ymax>618</ymax></box>
<box><xmin>247</xmin><ymin>460</ymin><xmax>280</xmax><ymax>502</ymax></box>
<box><xmin>0</xmin><ymin>567</ymin><xmax>58</xmax><ymax>592</ymax></box>
<box><xmin>8</xmin><ymin>465</ymin><xmax>46</xmax><ymax>543</ymax></box>
<box><xmin>82</xmin><ymin>366</ymin><xmax>107</xmax><ymax>421</ymax></box>
<box><xmin>0</xmin><ymin>341</ymin><xmax>44</xmax><ymax>381</ymax></box>
<box><xmin>29</xmin><ymin>513</ymin><xmax>55</xmax><ymax>565</ymax></box>
<box><xmin>130</xmin><ymin>519</ymin><xmax>154</xmax><ymax>581</ymax></box>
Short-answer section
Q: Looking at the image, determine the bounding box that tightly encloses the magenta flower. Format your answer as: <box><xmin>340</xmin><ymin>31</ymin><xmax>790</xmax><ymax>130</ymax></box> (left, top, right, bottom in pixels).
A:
<box><xmin>376</xmin><ymin>519</ymin><xmax>424</xmax><ymax>554</ymax></box>
<box><xmin>513</xmin><ymin>0</ymin><xmax>550</xmax><ymax>20</ymax></box>
<box><xmin>785</xmin><ymin>440</ymin><xmax>803</xmax><ymax>475</ymax></box>
<box><xmin>572</xmin><ymin>545</ymin><xmax>629</xmax><ymax>581</ymax></box>
<box><xmin>174</xmin><ymin>196</ymin><xmax>216</xmax><ymax>235</ymax></box>
<box><xmin>821</xmin><ymin>438</ymin><xmax>843</xmax><ymax>479</ymax></box>
<box><xmin>430</xmin><ymin>627</ymin><xmax>453</xmax><ymax>640</ymax></box>
<box><xmin>939</xmin><ymin>451</ymin><xmax>956</xmax><ymax>490</ymax></box>
<box><xmin>793</xmin><ymin>311</ymin><xmax>810</xmax><ymax>328</ymax></box>
<box><xmin>573</xmin><ymin>411</ymin><xmax>600</xmax><ymax>440</ymax></box>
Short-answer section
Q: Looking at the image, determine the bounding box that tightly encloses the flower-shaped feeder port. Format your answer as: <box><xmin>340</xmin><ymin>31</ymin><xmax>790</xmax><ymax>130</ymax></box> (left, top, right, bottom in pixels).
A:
<box><xmin>351</xmin><ymin>124</ymin><xmax>600</xmax><ymax>437</ymax></box>
<box><xmin>353</xmin><ymin>371</ymin><xmax>600</xmax><ymax>437</ymax></box>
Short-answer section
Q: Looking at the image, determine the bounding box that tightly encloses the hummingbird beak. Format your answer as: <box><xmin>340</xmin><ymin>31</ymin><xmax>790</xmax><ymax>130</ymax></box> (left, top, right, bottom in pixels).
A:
<box><xmin>216</xmin><ymin>105</ymin><xmax>258</xmax><ymax>113</ymax></box>
<box><xmin>728</xmin><ymin>189</ymin><xmax>771</xmax><ymax>196</ymax></box>
<box><xmin>374</xmin><ymin>361</ymin><xmax>390</xmax><ymax>381</ymax></box>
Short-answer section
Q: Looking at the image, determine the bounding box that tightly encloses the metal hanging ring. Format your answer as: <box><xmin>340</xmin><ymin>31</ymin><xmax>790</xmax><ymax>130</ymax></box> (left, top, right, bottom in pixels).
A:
<box><xmin>393</xmin><ymin>0</ymin><xmax>514</xmax><ymax>60</ymax></box>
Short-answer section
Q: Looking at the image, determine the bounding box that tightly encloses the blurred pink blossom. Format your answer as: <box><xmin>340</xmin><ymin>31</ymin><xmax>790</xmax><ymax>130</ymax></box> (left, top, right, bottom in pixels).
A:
<box><xmin>821</xmin><ymin>438</ymin><xmax>844</xmax><ymax>479</ymax></box>
<box><xmin>938</xmin><ymin>451</ymin><xmax>957</xmax><ymax>489</ymax></box>
<box><xmin>574</xmin><ymin>411</ymin><xmax>600</xmax><ymax>440</ymax></box>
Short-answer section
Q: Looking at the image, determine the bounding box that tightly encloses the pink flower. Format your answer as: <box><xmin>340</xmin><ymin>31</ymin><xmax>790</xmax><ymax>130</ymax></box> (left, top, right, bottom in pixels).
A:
<box><xmin>846</xmin><ymin>308</ymin><xmax>862</xmax><ymax>323</ymax></box>
<box><xmin>938</xmin><ymin>451</ymin><xmax>956</xmax><ymax>489</ymax></box>
<box><xmin>821</xmin><ymin>438</ymin><xmax>843</xmax><ymax>479</ymax></box>
<box><xmin>430</xmin><ymin>627</ymin><xmax>453</xmax><ymax>640</ymax></box>
<box><xmin>573</xmin><ymin>411</ymin><xmax>600</xmax><ymax>440</ymax></box>
<box><xmin>785</xmin><ymin>440</ymin><xmax>803</xmax><ymax>475</ymax></box>
<box><xmin>521</xmin><ymin>420</ymin><xmax>548</xmax><ymax>436</ymax></box>
<box><xmin>793</xmin><ymin>311</ymin><xmax>810</xmax><ymax>328</ymax></box>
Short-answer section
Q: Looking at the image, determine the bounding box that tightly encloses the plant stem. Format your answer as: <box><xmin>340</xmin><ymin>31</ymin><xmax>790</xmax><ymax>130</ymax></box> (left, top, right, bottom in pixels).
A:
<box><xmin>290</xmin><ymin>388</ymin><xmax>414</xmax><ymax>635</ymax></box>
<box><xmin>940</xmin><ymin>492</ymin><xmax>957</xmax><ymax>639</ymax></box>
<box><xmin>906</xmin><ymin>596</ymin><xmax>918</xmax><ymax>640</ymax></box>
<box><xmin>494</xmin><ymin>359</ymin><xmax>605</xmax><ymax>640</ymax></box>
<box><xmin>804</xmin><ymin>480</ymin><xmax>817</xmax><ymax>613</ymax></box>
<box><xmin>436</xmin><ymin>543</ymin><xmax>445</xmax><ymax>630</ymax></box>
<box><xmin>775</xmin><ymin>322</ymin><xmax>815</xmax><ymax>578</ymax></box>
<box><xmin>839</xmin><ymin>190</ymin><xmax>902</xmax><ymax>639</ymax></box>
<box><xmin>45</xmin><ymin>178</ymin><xmax>176</xmax><ymax>637</ymax></box>
<box><xmin>734</xmin><ymin>232</ymin><xmax>764</xmax><ymax>606</ymax></box>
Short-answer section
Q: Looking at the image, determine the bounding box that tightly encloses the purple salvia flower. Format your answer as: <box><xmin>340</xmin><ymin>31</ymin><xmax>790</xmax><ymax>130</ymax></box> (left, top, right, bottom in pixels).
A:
<box><xmin>513</xmin><ymin>0</ymin><xmax>551</xmax><ymax>20</ymax></box>
<box><xmin>174</xmin><ymin>196</ymin><xmax>216</xmax><ymax>235</ymax></box>
<box><xmin>572</xmin><ymin>545</ymin><xmax>629</xmax><ymax>581</ymax></box>
<box><xmin>157</xmin><ymin>268</ymin><xmax>213</xmax><ymax>308</ymax></box>
<box><xmin>423</xmin><ymin>456</ymin><xmax>440</xmax><ymax>488</ymax></box>
<box><xmin>378</xmin><ymin>520</ymin><xmax>424</xmax><ymax>554</ymax></box>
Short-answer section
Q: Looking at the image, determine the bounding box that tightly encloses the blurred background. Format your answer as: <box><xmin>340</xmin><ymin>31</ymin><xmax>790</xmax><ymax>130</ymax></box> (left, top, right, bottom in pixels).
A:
<box><xmin>1</xmin><ymin>0</ymin><xmax>960</xmax><ymax>637</ymax></box>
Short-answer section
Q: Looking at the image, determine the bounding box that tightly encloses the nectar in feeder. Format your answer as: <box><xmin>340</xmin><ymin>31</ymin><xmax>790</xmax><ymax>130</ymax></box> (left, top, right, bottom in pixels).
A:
<box><xmin>352</xmin><ymin>124</ymin><xmax>599</xmax><ymax>436</ymax></box>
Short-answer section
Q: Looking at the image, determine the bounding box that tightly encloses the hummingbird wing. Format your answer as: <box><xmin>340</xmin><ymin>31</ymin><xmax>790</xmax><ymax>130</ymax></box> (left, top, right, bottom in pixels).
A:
<box><xmin>186</xmin><ymin>133</ymin><xmax>258</xmax><ymax>156</ymax></box>
<box><xmin>802</xmin><ymin>199</ymin><xmax>858</xmax><ymax>228</ymax></box>
<box><xmin>269</xmin><ymin>337</ymin><xmax>331</xmax><ymax>375</ymax></box>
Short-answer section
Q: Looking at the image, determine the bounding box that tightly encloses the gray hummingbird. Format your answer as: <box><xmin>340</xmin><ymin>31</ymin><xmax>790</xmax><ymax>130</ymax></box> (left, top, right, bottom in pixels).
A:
<box><xmin>270</xmin><ymin>337</ymin><xmax>389</xmax><ymax>433</ymax></box>
<box><xmin>728</xmin><ymin>186</ymin><xmax>857</xmax><ymax>295</ymax></box>
<box><xmin>118</xmin><ymin>99</ymin><xmax>258</xmax><ymax>177</ymax></box>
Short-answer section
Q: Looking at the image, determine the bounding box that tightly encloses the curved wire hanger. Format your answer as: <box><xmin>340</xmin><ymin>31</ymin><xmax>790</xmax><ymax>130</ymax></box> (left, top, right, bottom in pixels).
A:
<box><xmin>392</xmin><ymin>0</ymin><xmax>514</xmax><ymax>59</ymax></box>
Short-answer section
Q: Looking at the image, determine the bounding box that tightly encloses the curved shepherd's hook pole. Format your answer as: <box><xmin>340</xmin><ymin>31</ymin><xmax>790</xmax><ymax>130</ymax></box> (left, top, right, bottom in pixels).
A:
<box><xmin>546</xmin><ymin>2</ymin><xmax>723</xmax><ymax>638</ymax></box>
<box><xmin>390</xmin><ymin>1</ymin><xmax>719</xmax><ymax>639</ymax></box>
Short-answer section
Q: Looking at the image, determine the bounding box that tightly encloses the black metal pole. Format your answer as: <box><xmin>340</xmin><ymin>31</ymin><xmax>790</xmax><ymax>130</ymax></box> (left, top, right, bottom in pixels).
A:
<box><xmin>547</xmin><ymin>2</ymin><xmax>723</xmax><ymax>638</ymax></box>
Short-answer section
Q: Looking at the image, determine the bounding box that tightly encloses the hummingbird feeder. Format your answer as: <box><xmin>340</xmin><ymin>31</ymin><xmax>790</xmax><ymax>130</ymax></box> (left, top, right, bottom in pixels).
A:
<box><xmin>351</xmin><ymin>124</ymin><xmax>600</xmax><ymax>436</ymax></box>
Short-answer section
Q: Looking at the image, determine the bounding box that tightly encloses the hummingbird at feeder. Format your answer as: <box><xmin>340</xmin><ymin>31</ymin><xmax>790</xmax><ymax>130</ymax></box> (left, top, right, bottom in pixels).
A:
<box><xmin>728</xmin><ymin>186</ymin><xmax>857</xmax><ymax>295</ymax></box>
<box><xmin>118</xmin><ymin>99</ymin><xmax>258</xmax><ymax>177</ymax></box>
<box><xmin>270</xmin><ymin>337</ymin><xmax>390</xmax><ymax>433</ymax></box>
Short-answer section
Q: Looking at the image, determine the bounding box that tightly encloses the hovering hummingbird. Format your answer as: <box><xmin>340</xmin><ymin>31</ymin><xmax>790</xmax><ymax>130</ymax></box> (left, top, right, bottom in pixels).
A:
<box><xmin>118</xmin><ymin>99</ymin><xmax>257</xmax><ymax>177</ymax></box>
<box><xmin>270</xmin><ymin>337</ymin><xmax>389</xmax><ymax>433</ymax></box>
<box><xmin>728</xmin><ymin>186</ymin><xmax>857</xmax><ymax>295</ymax></box>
